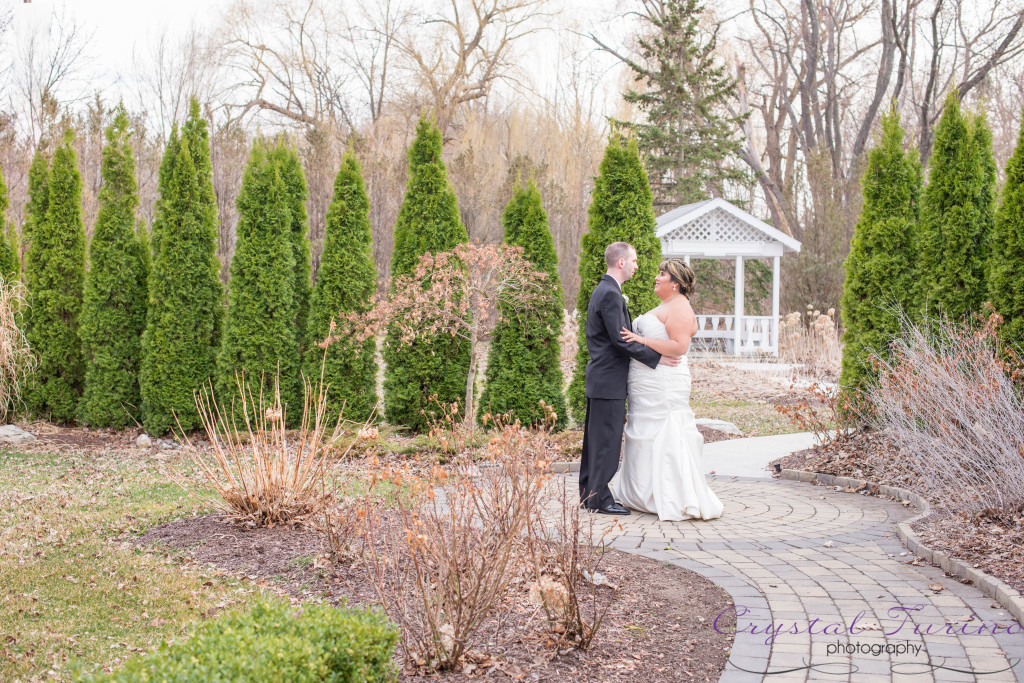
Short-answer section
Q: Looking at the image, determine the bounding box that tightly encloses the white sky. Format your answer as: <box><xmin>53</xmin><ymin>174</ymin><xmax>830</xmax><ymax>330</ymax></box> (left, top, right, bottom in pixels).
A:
<box><xmin>7</xmin><ymin>0</ymin><xmax>647</xmax><ymax>123</ymax></box>
<box><xmin>11</xmin><ymin>0</ymin><xmax>229</xmax><ymax>87</ymax></box>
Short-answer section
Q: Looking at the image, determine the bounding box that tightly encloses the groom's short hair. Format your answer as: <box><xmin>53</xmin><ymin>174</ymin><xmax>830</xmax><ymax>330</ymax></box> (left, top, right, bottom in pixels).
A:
<box><xmin>605</xmin><ymin>242</ymin><xmax>634</xmax><ymax>268</ymax></box>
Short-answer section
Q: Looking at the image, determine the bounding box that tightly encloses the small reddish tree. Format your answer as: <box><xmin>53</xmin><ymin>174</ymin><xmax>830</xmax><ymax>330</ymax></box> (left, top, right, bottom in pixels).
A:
<box><xmin>329</xmin><ymin>243</ymin><xmax>549</xmax><ymax>428</ymax></box>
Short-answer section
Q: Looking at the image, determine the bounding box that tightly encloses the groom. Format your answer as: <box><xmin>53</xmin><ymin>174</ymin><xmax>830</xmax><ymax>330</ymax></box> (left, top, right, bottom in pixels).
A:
<box><xmin>579</xmin><ymin>242</ymin><xmax>677</xmax><ymax>515</ymax></box>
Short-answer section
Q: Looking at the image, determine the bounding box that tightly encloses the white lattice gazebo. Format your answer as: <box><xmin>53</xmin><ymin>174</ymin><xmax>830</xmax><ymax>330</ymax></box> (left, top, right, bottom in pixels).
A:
<box><xmin>657</xmin><ymin>198</ymin><xmax>802</xmax><ymax>355</ymax></box>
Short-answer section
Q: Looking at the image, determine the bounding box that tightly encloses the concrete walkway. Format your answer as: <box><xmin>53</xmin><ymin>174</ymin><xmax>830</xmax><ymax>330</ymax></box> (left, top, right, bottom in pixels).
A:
<box><xmin>570</xmin><ymin>434</ymin><xmax>1024</xmax><ymax>681</ymax></box>
<box><xmin>703</xmin><ymin>432</ymin><xmax>820</xmax><ymax>479</ymax></box>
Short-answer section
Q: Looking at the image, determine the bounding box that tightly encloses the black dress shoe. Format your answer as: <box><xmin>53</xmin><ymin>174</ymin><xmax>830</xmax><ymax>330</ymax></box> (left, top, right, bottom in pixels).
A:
<box><xmin>596</xmin><ymin>503</ymin><xmax>630</xmax><ymax>515</ymax></box>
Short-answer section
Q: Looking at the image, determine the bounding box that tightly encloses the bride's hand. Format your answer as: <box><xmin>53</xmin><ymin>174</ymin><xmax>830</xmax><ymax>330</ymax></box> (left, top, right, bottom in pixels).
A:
<box><xmin>620</xmin><ymin>327</ymin><xmax>642</xmax><ymax>344</ymax></box>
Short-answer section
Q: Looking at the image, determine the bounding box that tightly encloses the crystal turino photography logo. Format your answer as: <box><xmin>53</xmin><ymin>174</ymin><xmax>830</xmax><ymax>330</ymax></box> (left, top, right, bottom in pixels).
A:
<box><xmin>715</xmin><ymin>603</ymin><xmax>1022</xmax><ymax>676</ymax></box>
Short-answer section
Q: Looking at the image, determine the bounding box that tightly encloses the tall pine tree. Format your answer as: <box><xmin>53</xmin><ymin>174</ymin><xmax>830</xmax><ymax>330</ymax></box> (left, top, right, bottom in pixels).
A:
<box><xmin>915</xmin><ymin>93</ymin><xmax>991</xmax><ymax>319</ymax></box>
<box><xmin>479</xmin><ymin>179</ymin><xmax>567</xmax><ymax>429</ymax></box>
<box><xmin>618</xmin><ymin>0</ymin><xmax>748</xmax><ymax>207</ymax></box>
<box><xmin>0</xmin><ymin>164</ymin><xmax>20</xmax><ymax>282</ymax></box>
<box><xmin>79</xmin><ymin>105</ymin><xmax>149</xmax><ymax>428</ymax></box>
<box><xmin>24</xmin><ymin>131</ymin><xmax>87</xmax><ymax>422</ymax></box>
<box><xmin>217</xmin><ymin>141</ymin><xmax>302</xmax><ymax>420</ymax></box>
<box><xmin>568</xmin><ymin>135</ymin><xmax>662</xmax><ymax>423</ymax></box>
<box><xmin>383</xmin><ymin>118</ymin><xmax>470</xmax><ymax>431</ymax></box>
<box><xmin>304</xmin><ymin>150</ymin><xmax>378</xmax><ymax>422</ymax></box>
<box><xmin>140</xmin><ymin>102</ymin><xmax>224</xmax><ymax>435</ymax></box>
<box><xmin>839</xmin><ymin>111</ymin><xmax>922</xmax><ymax>393</ymax></box>
<box><xmin>988</xmin><ymin>107</ymin><xmax>1024</xmax><ymax>347</ymax></box>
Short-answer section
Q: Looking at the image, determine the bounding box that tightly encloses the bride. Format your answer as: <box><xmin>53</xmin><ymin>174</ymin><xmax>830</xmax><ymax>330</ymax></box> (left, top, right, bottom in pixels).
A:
<box><xmin>612</xmin><ymin>259</ymin><xmax>724</xmax><ymax>522</ymax></box>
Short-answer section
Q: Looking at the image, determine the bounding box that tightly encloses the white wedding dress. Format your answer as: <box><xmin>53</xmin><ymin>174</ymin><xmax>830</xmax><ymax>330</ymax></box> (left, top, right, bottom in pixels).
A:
<box><xmin>612</xmin><ymin>311</ymin><xmax>724</xmax><ymax>521</ymax></box>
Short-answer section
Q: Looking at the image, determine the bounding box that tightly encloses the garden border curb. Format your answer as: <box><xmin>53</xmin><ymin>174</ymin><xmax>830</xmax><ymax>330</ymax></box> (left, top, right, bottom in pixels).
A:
<box><xmin>780</xmin><ymin>468</ymin><xmax>1024</xmax><ymax>627</ymax></box>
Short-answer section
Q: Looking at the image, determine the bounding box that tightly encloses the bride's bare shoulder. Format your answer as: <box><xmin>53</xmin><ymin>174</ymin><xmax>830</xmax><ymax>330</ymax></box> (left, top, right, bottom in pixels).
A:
<box><xmin>664</xmin><ymin>297</ymin><xmax>698</xmax><ymax>336</ymax></box>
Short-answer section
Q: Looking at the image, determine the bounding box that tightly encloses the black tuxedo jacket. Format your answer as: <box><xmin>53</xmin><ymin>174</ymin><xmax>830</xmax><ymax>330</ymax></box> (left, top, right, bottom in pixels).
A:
<box><xmin>584</xmin><ymin>275</ymin><xmax>661</xmax><ymax>399</ymax></box>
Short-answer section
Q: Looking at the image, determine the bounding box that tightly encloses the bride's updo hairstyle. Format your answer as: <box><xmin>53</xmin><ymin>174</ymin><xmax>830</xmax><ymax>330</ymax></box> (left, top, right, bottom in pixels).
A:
<box><xmin>659</xmin><ymin>259</ymin><xmax>695</xmax><ymax>297</ymax></box>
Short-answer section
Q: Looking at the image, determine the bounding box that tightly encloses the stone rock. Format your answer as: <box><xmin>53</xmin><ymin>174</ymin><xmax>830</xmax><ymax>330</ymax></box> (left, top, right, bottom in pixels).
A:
<box><xmin>695</xmin><ymin>418</ymin><xmax>742</xmax><ymax>435</ymax></box>
<box><xmin>0</xmin><ymin>425</ymin><xmax>36</xmax><ymax>444</ymax></box>
<box><xmin>136</xmin><ymin>433</ymin><xmax>153</xmax><ymax>448</ymax></box>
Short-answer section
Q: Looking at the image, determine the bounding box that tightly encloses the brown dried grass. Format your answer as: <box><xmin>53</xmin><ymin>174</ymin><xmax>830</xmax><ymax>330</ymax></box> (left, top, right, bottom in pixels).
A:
<box><xmin>0</xmin><ymin>277</ymin><xmax>35</xmax><ymax>422</ymax></box>
<box><xmin>175</xmin><ymin>371</ymin><xmax>349</xmax><ymax>527</ymax></box>
<box><xmin>778</xmin><ymin>306</ymin><xmax>842</xmax><ymax>381</ymax></box>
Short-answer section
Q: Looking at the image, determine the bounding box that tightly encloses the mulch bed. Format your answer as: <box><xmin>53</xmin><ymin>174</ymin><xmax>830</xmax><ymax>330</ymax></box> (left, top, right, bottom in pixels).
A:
<box><xmin>133</xmin><ymin>515</ymin><xmax>735</xmax><ymax>682</ymax></box>
<box><xmin>771</xmin><ymin>430</ymin><xmax>910</xmax><ymax>486</ymax></box>
<box><xmin>911</xmin><ymin>511</ymin><xmax>1024</xmax><ymax>596</ymax></box>
<box><xmin>773</xmin><ymin>431</ymin><xmax>1024</xmax><ymax>601</ymax></box>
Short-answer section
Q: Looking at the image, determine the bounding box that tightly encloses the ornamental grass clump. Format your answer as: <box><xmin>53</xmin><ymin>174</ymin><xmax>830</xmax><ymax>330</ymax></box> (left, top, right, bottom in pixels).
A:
<box><xmin>177</xmin><ymin>369</ymin><xmax>349</xmax><ymax>527</ymax></box>
<box><xmin>870</xmin><ymin>309</ymin><xmax>1024</xmax><ymax>523</ymax></box>
<box><xmin>778</xmin><ymin>306</ymin><xmax>842</xmax><ymax>380</ymax></box>
<box><xmin>0</xmin><ymin>277</ymin><xmax>36</xmax><ymax>421</ymax></box>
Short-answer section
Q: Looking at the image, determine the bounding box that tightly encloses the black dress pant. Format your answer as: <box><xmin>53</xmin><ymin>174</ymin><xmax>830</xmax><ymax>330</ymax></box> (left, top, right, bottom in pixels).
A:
<box><xmin>579</xmin><ymin>397</ymin><xmax>626</xmax><ymax>509</ymax></box>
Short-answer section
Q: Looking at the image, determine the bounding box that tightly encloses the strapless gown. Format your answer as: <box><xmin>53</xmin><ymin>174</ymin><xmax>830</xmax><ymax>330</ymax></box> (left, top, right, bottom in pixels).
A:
<box><xmin>611</xmin><ymin>312</ymin><xmax>724</xmax><ymax>521</ymax></box>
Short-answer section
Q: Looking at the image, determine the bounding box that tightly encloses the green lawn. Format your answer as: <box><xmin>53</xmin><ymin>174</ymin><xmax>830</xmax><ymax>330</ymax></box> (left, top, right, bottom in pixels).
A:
<box><xmin>690</xmin><ymin>398</ymin><xmax>805</xmax><ymax>437</ymax></box>
<box><xmin>0</xmin><ymin>448</ymin><xmax>266</xmax><ymax>681</ymax></box>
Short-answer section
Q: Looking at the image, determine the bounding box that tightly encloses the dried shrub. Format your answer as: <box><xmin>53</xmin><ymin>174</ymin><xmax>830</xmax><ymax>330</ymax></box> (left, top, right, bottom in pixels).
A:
<box><xmin>358</xmin><ymin>414</ymin><xmax>553</xmax><ymax>671</ymax></box>
<box><xmin>0</xmin><ymin>277</ymin><xmax>35</xmax><ymax>422</ymax></box>
<box><xmin>176</xmin><ymin>371</ymin><xmax>347</xmax><ymax>527</ymax></box>
<box><xmin>526</xmin><ymin>481</ymin><xmax>616</xmax><ymax>650</ymax></box>
<box><xmin>779</xmin><ymin>306</ymin><xmax>842</xmax><ymax>381</ymax></box>
<box><xmin>775</xmin><ymin>381</ymin><xmax>869</xmax><ymax>446</ymax></box>
<box><xmin>870</xmin><ymin>310</ymin><xmax>1024</xmax><ymax>523</ymax></box>
<box><xmin>422</xmin><ymin>395</ymin><xmax>484</xmax><ymax>462</ymax></box>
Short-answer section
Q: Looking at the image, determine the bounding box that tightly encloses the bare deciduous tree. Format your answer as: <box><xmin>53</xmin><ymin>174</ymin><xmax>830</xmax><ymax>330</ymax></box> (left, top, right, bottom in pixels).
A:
<box><xmin>9</xmin><ymin>3</ymin><xmax>94</xmax><ymax>144</ymax></box>
<box><xmin>731</xmin><ymin>0</ymin><xmax>1024</xmax><ymax>311</ymax></box>
<box><xmin>130</xmin><ymin>23</ymin><xmax>221</xmax><ymax>141</ymax></box>
<box><xmin>221</xmin><ymin>0</ymin><xmax>356</xmax><ymax>130</ymax></box>
<box><xmin>399</xmin><ymin>0</ymin><xmax>552</xmax><ymax>137</ymax></box>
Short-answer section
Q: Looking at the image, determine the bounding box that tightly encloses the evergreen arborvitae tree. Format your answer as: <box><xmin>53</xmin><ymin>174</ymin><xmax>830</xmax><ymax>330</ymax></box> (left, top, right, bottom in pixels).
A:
<box><xmin>273</xmin><ymin>145</ymin><xmax>312</xmax><ymax>353</ymax></box>
<box><xmin>180</xmin><ymin>98</ymin><xmax>225</xmax><ymax>350</ymax></box>
<box><xmin>839</xmin><ymin>112</ymin><xmax>922</xmax><ymax>394</ymax></box>
<box><xmin>0</xmin><ymin>164</ymin><xmax>20</xmax><ymax>282</ymax></box>
<box><xmin>383</xmin><ymin>118</ymin><xmax>470</xmax><ymax>431</ymax></box>
<box><xmin>217</xmin><ymin>142</ymin><xmax>302</xmax><ymax>420</ymax></box>
<box><xmin>568</xmin><ymin>135</ymin><xmax>662</xmax><ymax>423</ymax></box>
<box><xmin>304</xmin><ymin>150</ymin><xmax>378</xmax><ymax>422</ymax></box>
<box><xmin>23</xmin><ymin>150</ymin><xmax>50</xmax><ymax>250</ymax></box>
<box><xmin>479</xmin><ymin>179</ymin><xmax>567</xmax><ymax>429</ymax></box>
<box><xmin>140</xmin><ymin>122</ymin><xmax>223</xmax><ymax>435</ymax></box>
<box><xmin>79</xmin><ymin>106</ymin><xmax>148</xmax><ymax>428</ymax></box>
<box><xmin>973</xmin><ymin>112</ymin><xmax>997</xmax><ymax>272</ymax></box>
<box><xmin>988</xmin><ymin>107</ymin><xmax>1024</xmax><ymax>347</ymax></box>
<box><xmin>915</xmin><ymin>93</ymin><xmax>991</xmax><ymax>319</ymax></box>
<box><xmin>24</xmin><ymin>132</ymin><xmax>86</xmax><ymax>422</ymax></box>
<box><xmin>618</xmin><ymin>0</ymin><xmax>748</xmax><ymax>207</ymax></box>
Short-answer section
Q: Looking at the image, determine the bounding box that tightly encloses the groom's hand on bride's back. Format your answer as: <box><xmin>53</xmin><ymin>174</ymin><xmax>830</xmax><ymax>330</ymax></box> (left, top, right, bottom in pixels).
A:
<box><xmin>659</xmin><ymin>355</ymin><xmax>681</xmax><ymax>366</ymax></box>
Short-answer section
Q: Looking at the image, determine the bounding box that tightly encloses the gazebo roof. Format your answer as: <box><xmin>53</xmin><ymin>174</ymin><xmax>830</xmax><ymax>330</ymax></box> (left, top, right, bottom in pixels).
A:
<box><xmin>656</xmin><ymin>198</ymin><xmax>801</xmax><ymax>258</ymax></box>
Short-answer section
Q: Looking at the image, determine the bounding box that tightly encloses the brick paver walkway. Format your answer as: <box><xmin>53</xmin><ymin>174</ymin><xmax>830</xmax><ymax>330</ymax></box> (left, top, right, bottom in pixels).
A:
<box><xmin>571</xmin><ymin>475</ymin><xmax>1024</xmax><ymax>682</ymax></box>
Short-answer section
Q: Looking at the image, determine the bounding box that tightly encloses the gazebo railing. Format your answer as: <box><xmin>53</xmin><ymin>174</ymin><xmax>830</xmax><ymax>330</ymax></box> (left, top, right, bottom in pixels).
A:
<box><xmin>692</xmin><ymin>315</ymin><xmax>777</xmax><ymax>355</ymax></box>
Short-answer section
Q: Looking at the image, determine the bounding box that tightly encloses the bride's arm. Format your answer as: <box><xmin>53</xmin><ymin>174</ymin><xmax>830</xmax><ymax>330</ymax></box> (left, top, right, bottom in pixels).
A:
<box><xmin>620</xmin><ymin>302</ymin><xmax>695</xmax><ymax>355</ymax></box>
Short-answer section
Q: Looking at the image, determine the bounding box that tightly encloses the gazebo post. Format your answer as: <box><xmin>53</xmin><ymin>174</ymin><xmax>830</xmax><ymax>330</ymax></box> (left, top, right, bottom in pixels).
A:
<box><xmin>734</xmin><ymin>256</ymin><xmax>744</xmax><ymax>355</ymax></box>
<box><xmin>772</xmin><ymin>255</ymin><xmax>781</xmax><ymax>352</ymax></box>
<box><xmin>653</xmin><ymin>198</ymin><xmax>801</xmax><ymax>358</ymax></box>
